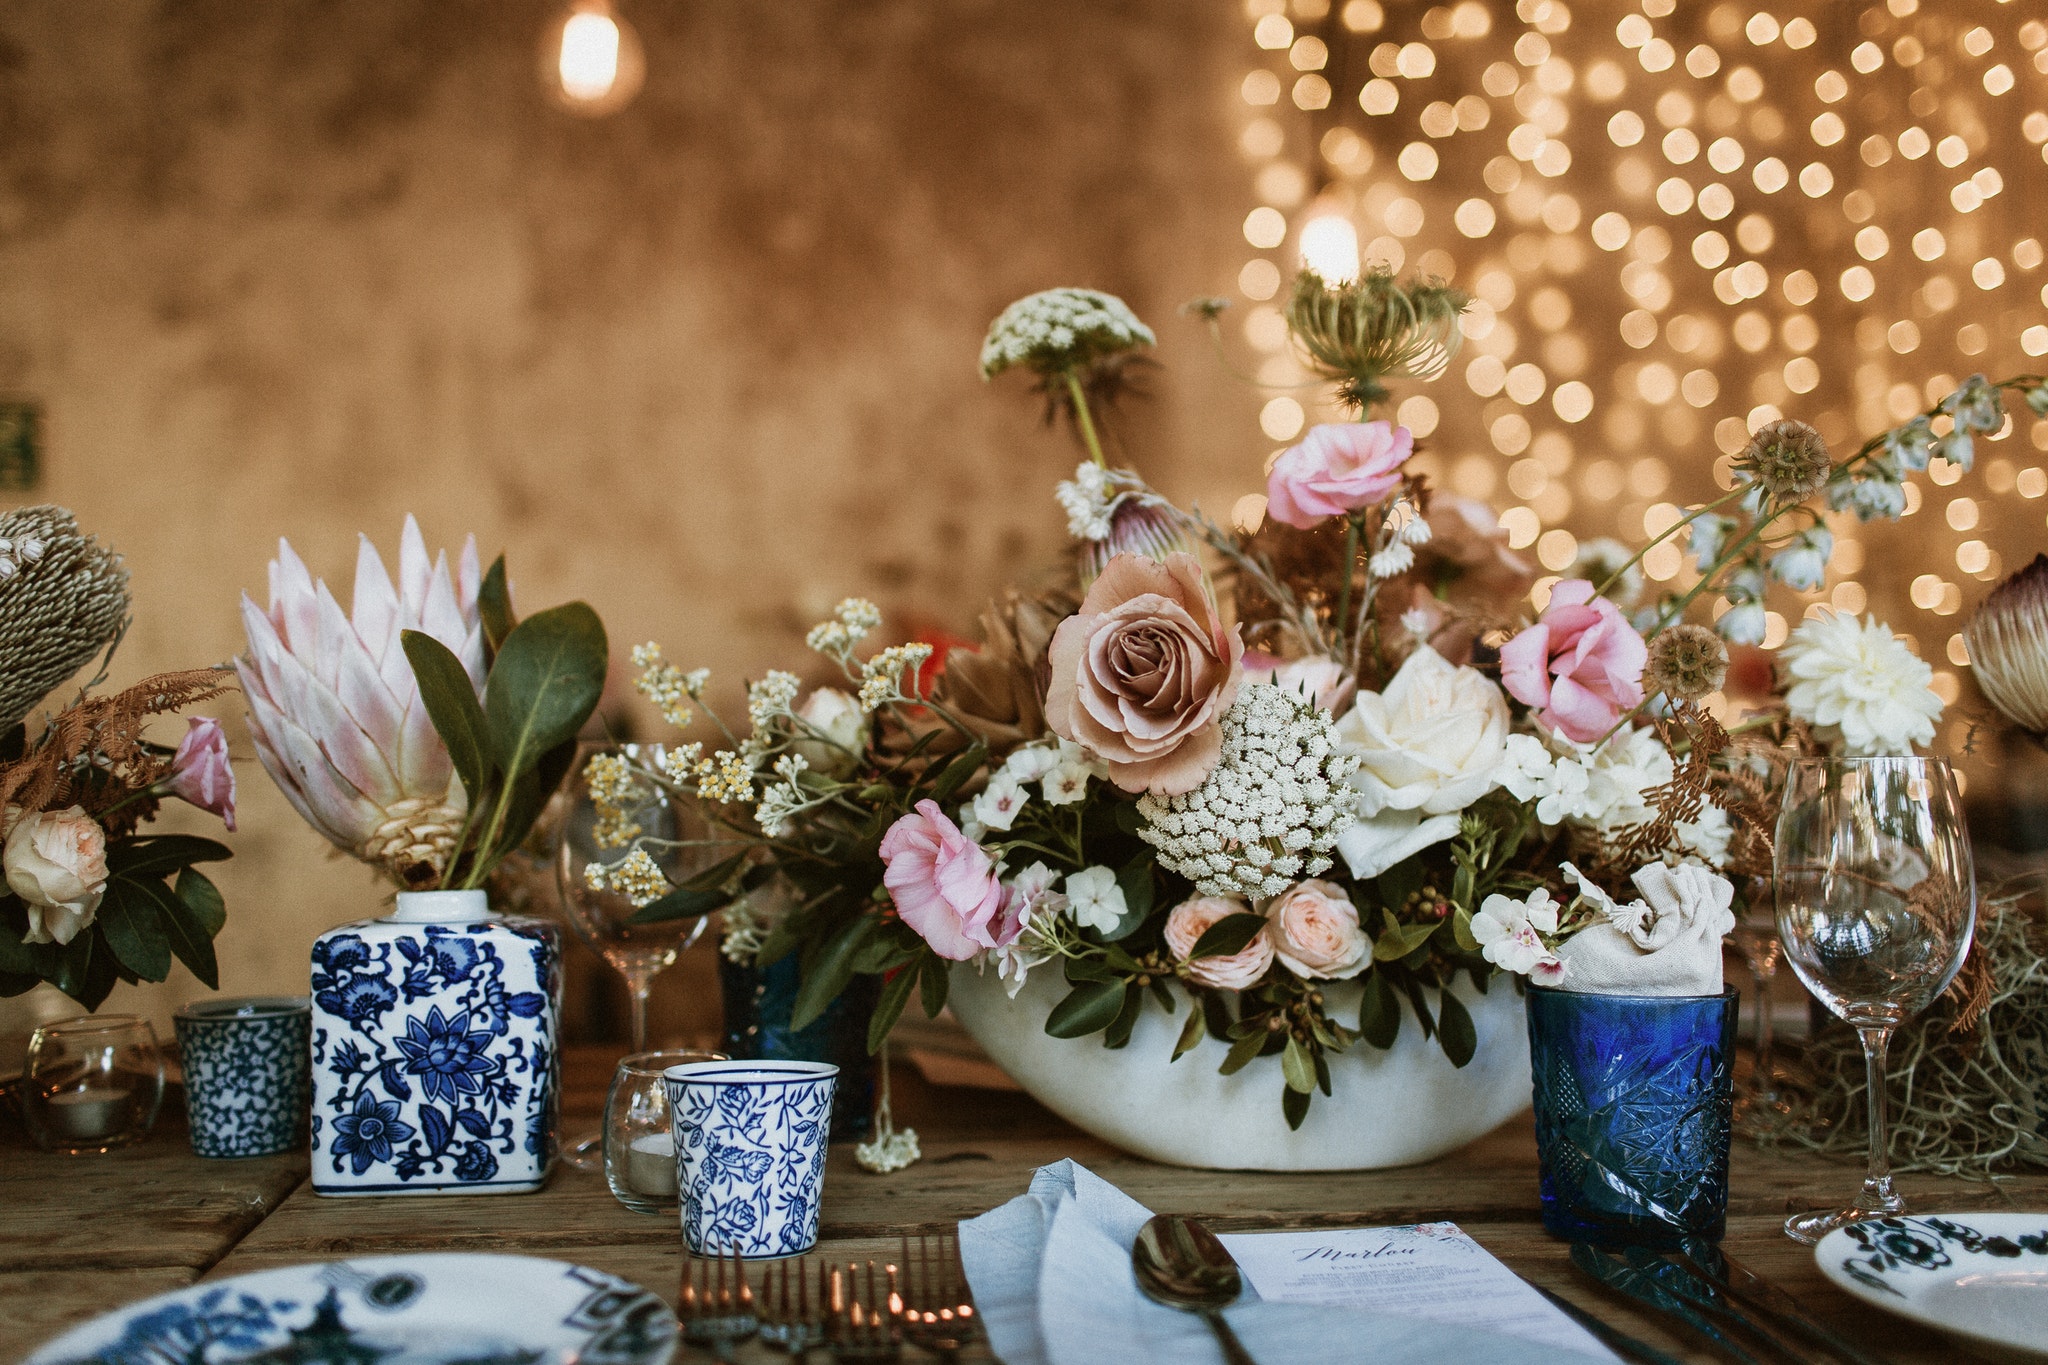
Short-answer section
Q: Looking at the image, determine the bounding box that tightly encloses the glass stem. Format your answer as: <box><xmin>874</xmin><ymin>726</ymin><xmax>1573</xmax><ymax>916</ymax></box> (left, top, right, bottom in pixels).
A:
<box><xmin>622</xmin><ymin>964</ymin><xmax>657</xmax><ymax>1053</ymax></box>
<box><xmin>1855</xmin><ymin>1023</ymin><xmax>1905</xmax><ymax>1215</ymax></box>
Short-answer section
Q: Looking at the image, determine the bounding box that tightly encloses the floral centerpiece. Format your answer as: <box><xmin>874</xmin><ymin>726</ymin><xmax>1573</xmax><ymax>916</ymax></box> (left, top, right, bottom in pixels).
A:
<box><xmin>593</xmin><ymin>274</ymin><xmax>2032</xmax><ymax>1160</ymax></box>
<box><xmin>0</xmin><ymin>506</ymin><xmax>239</xmax><ymax>1009</ymax></box>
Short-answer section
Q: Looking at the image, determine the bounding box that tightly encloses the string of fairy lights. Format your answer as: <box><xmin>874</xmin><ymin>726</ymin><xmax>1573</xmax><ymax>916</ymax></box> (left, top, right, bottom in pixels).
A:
<box><xmin>1229</xmin><ymin>0</ymin><xmax>2047</xmax><ymax>743</ymax></box>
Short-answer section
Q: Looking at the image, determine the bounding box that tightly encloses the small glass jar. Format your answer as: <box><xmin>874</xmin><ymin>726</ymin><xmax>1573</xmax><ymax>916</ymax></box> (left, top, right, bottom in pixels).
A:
<box><xmin>604</xmin><ymin>1048</ymin><xmax>724</xmax><ymax>1214</ymax></box>
<box><xmin>22</xmin><ymin>1015</ymin><xmax>166</xmax><ymax>1153</ymax></box>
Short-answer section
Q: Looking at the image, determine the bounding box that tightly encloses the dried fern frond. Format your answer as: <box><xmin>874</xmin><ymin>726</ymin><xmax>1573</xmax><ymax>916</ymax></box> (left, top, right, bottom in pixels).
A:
<box><xmin>0</xmin><ymin>506</ymin><xmax>131</xmax><ymax>732</ymax></box>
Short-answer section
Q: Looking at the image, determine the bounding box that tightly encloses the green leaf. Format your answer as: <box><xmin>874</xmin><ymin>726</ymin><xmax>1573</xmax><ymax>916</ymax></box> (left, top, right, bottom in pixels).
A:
<box><xmin>1436</xmin><ymin>988</ymin><xmax>1477</xmax><ymax>1068</ymax></box>
<box><xmin>1358</xmin><ymin>968</ymin><xmax>1402</xmax><ymax>1049</ymax></box>
<box><xmin>98</xmin><ymin>882</ymin><xmax>171</xmax><ymax>982</ymax></box>
<box><xmin>1373</xmin><ymin>910</ymin><xmax>1440</xmax><ymax>962</ymax></box>
<box><xmin>919</xmin><ymin>953</ymin><xmax>950</xmax><ymax>1018</ymax></box>
<box><xmin>0</xmin><ymin>971</ymin><xmax>38</xmax><ymax>996</ymax></box>
<box><xmin>1282</xmin><ymin>1083</ymin><xmax>1311</xmax><ymax>1131</ymax></box>
<box><xmin>1451</xmin><ymin>907</ymin><xmax>1481</xmax><ymax>953</ymax></box>
<box><xmin>160</xmin><ymin>869</ymin><xmax>224</xmax><ymax>988</ymax></box>
<box><xmin>1103</xmin><ymin>984</ymin><xmax>1143</xmax><ymax>1049</ymax></box>
<box><xmin>1375</xmin><ymin>857</ymin><xmax>1424</xmax><ymax>914</ymax></box>
<box><xmin>1218</xmin><ymin>1027</ymin><xmax>1269</xmax><ymax>1075</ymax></box>
<box><xmin>0</xmin><ymin>915</ymin><xmax>33</xmax><ymax>976</ymax></box>
<box><xmin>1062</xmin><ymin>955</ymin><xmax>1122</xmax><ymax>985</ymax></box>
<box><xmin>1281</xmin><ymin>1034</ymin><xmax>1315</xmax><ymax>1094</ymax></box>
<box><xmin>1313</xmin><ymin>1049</ymin><xmax>1332</xmax><ymax>1096</ymax></box>
<box><xmin>1114</xmin><ymin>801</ymin><xmax>1147</xmax><ymax>836</ymax></box>
<box><xmin>867</xmin><ymin>965</ymin><xmax>918</xmax><ymax>1054</ymax></box>
<box><xmin>483</xmin><ymin>735</ymin><xmax>580</xmax><ymax>873</ymax></box>
<box><xmin>402</xmin><ymin>629</ymin><xmax>492</xmax><ymax>802</ymax></box>
<box><xmin>104</xmin><ymin>835</ymin><xmax>230</xmax><ymax>880</ymax></box>
<box><xmin>1172</xmin><ymin>1000</ymin><xmax>1206</xmax><ymax>1061</ymax></box>
<box><xmin>791</xmin><ymin>913</ymin><xmax>878</xmax><ymax>1031</ymax></box>
<box><xmin>678</xmin><ymin>850</ymin><xmax>751</xmax><ymax>893</ymax></box>
<box><xmin>479</xmin><ymin>554</ymin><xmax>516</xmax><ymax>657</ymax></box>
<box><xmin>1188</xmin><ymin>912</ymin><xmax>1267</xmax><ymax>961</ymax></box>
<box><xmin>925</xmin><ymin>744</ymin><xmax>989</xmax><ymax>806</ymax></box>
<box><xmin>628</xmin><ymin>885</ymin><xmax>728</xmax><ymax>923</ymax></box>
<box><xmin>1401</xmin><ymin>973</ymin><xmax>1438</xmax><ymax>1041</ymax></box>
<box><xmin>483</xmin><ymin>602</ymin><xmax>609</xmax><ymax>781</ymax></box>
<box><xmin>1044</xmin><ymin>980</ymin><xmax>1126</xmax><ymax>1039</ymax></box>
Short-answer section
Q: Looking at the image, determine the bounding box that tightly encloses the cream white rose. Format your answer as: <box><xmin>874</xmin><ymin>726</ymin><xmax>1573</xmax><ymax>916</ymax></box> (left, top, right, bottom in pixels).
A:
<box><xmin>1263</xmin><ymin>879</ymin><xmax>1369</xmax><ymax>980</ymax></box>
<box><xmin>1337</xmin><ymin>646</ymin><xmax>1509</xmax><ymax>817</ymax></box>
<box><xmin>5</xmin><ymin>806</ymin><xmax>109</xmax><ymax>946</ymax></box>
<box><xmin>792</xmin><ymin>687</ymin><xmax>868</xmax><ymax>777</ymax></box>
<box><xmin>1164</xmin><ymin>895</ymin><xmax>1272</xmax><ymax>990</ymax></box>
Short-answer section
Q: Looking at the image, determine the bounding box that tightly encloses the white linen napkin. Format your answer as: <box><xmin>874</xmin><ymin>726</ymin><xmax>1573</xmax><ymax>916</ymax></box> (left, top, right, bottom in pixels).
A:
<box><xmin>1555</xmin><ymin>861</ymin><xmax>1736</xmax><ymax>996</ymax></box>
<box><xmin>958</xmin><ymin>1159</ymin><xmax>1595</xmax><ymax>1365</ymax></box>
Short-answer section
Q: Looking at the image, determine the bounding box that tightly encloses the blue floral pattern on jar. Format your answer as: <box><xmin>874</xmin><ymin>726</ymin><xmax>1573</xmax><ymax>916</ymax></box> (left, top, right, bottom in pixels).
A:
<box><xmin>310</xmin><ymin>897</ymin><xmax>560</xmax><ymax>1195</ymax></box>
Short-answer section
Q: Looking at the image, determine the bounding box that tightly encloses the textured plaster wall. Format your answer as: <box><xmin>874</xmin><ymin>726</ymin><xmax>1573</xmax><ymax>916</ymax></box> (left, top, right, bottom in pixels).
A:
<box><xmin>0</xmin><ymin>0</ymin><xmax>1259</xmax><ymax>1039</ymax></box>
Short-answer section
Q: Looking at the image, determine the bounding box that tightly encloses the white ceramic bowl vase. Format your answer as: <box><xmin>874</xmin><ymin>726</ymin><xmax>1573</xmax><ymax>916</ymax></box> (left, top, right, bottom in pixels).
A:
<box><xmin>948</xmin><ymin>961</ymin><xmax>1532</xmax><ymax>1171</ymax></box>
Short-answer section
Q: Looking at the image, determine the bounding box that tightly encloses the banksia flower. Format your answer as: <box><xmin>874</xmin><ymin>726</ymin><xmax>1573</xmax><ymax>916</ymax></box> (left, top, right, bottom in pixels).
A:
<box><xmin>1965</xmin><ymin>554</ymin><xmax>2048</xmax><ymax>740</ymax></box>
<box><xmin>237</xmin><ymin>517</ymin><xmax>484</xmax><ymax>887</ymax></box>
<box><xmin>1645</xmin><ymin>625</ymin><xmax>1728</xmax><ymax>702</ymax></box>
<box><xmin>0</xmin><ymin>506</ymin><xmax>130</xmax><ymax>732</ymax></box>
<box><xmin>1284</xmin><ymin>267</ymin><xmax>1468</xmax><ymax>410</ymax></box>
<box><xmin>1735</xmin><ymin>419</ymin><xmax>1832</xmax><ymax>508</ymax></box>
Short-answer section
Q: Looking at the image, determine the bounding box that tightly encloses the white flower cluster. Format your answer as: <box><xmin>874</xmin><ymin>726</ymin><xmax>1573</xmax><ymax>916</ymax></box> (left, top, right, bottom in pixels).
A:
<box><xmin>805</xmin><ymin>598</ymin><xmax>883</xmax><ymax>660</ymax></box>
<box><xmin>1054</xmin><ymin>462</ymin><xmax>1116</xmax><ymax>541</ymax></box>
<box><xmin>960</xmin><ymin>738</ymin><xmax>1105</xmax><ymax>839</ymax></box>
<box><xmin>857</xmin><ymin>642</ymin><xmax>934</xmax><ymax>711</ymax></box>
<box><xmin>752</xmin><ymin>752</ymin><xmax>811</xmax><ymax>838</ymax></box>
<box><xmin>1497</xmin><ymin>728</ymin><xmax>1731</xmax><ymax>867</ymax></box>
<box><xmin>978</xmin><ymin>287</ymin><xmax>1156</xmax><ymax>380</ymax></box>
<box><xmin>631</xmin><ymin>642</ymin><xmax>707</xmax><ymax>729</ymax></box>
<box><xmin>746</xmin><ymin>670</ymin><xmax>802</xmax><ymax>730</ymax></box>
<box><xmin>719</xmin><ymin>889</ymin><xmax>779</xmax><ymax>964</ymax></box>
<box><xmin>1366</xmin><ymin>496</ymin><xmax>1433</xmax><ymax>578</ymax></box>
<box><xmin>1135</xmin><ymin>683</ymin><xmax>1361</xmax><ymax>899</ymax></box>
<box><xmin>582</xmin><ymin>847</ymin><xmax>671</xmax><ymax>908</ymax></box>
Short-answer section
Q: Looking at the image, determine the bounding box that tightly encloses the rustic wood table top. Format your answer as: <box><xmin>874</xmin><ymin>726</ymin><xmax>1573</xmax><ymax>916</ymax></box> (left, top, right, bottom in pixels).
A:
<box><xmin>4</xmin><ymin>1042</ymin><xmax>2042</xmax><ymax>1363</ymax></box>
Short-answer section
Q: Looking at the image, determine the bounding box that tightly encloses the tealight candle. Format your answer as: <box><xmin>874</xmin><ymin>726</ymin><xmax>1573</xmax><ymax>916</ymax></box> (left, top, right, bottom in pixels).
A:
<box><xmin>43</xmin><ymin>1086</ymin><xmax>130</xmax><ymax>1140</ymax></box>
<box><xmin>627</xmin><ymin>1132</ymin><xmax>677</xmax><ymax>1197</ymax></box>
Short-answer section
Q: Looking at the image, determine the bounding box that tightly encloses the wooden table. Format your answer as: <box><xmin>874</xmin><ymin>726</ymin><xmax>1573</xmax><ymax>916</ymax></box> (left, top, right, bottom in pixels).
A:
<box><xmin>3</xmin><ymin>1044</ymin><xmax>2038</xmax><ymax>1362</ymax></box>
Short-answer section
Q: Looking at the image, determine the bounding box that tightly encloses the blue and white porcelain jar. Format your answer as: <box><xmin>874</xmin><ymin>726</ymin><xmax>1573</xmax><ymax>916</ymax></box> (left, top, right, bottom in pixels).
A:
<box><xmin>309</xmin><ymin>889</ymin><xmax>561</xmax><ymax>1196</ymax></box>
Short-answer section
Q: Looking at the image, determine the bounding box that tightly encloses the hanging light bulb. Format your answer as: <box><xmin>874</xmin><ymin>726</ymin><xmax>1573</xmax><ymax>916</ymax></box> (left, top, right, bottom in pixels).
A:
<box><xmin>542</xmin><ymin>0</ymin><xmax>645</xmax><ymax>116</ymax></box>
<box><xmin>1298</xmin><ymin>213</ymin><xmax>1361</xmax><ymax>284</ymax></box>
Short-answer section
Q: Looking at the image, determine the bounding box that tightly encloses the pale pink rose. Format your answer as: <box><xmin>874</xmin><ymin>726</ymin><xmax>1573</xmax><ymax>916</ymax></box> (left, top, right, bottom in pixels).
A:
<box><xmin>1164</xmin><ymin>895</ymin><xmax>1273</xmax><ymax>990</ymax></box>
<box><xmin>1265</xmin><ymin>421</ymin><xmax>1415</xmax><ymax>529</ymax></box>
<box><xmin>1499</xmin><ymin>579</ymin><xmax>1648</xmax><ymax>744</ymax></box>
<box><xmin>1241</xmin><ymin>651</ymin><xmax>1356</xmax><ymax>717</ymax></box>
<box><xmin>878</xmin><ymin>800</ymin><xmax>1011</xmax><ymax>961</ymax></box>
<box><xmin>168</xmin><ymin>716</ymin><xmax>237</xmax><ymax>831</ymax></box>
<box><xmin>1045</xmin><ymin>552</ymin><xmax>1245</xmax><ymax>796</ymax></box>
<box><xmin>1264</xmin><ymin>879</ymin><xmax>1370</xmax><ymax>980</ymax></box>
<box><xmin>4</xmin><ymin>806</ymin><xmax>109</xmax><ymax>946</ymax></box>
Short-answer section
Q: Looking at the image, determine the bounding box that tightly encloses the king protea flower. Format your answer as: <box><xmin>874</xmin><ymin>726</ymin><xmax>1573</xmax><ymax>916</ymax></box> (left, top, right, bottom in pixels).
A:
<box><xmin>1965</xmin><ymin>553</ymin><xmax>2048</xmax><ymax>740</ymax></box>
<box><xmin>238</xmin><ymin>517</ymin><xmax>485</xmax><ymax>886</ymax></box>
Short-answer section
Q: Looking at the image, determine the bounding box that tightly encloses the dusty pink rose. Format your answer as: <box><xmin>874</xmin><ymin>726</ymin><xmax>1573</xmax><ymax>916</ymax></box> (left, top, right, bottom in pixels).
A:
<box><xmin>1499</xmin><ymin>579</ymin><xmax>1648</xmax><ymax>743</ymax></box>
<box><xmin>878</xmin><ymin>799</ymin><xmax>1012</xmax><ymax>961</ymax></box>
<box><xmin>168</xmin><ymin>716</ymin><xmax>237</xmax><ymax>831</ymax></box>
<box><xmin>1264</xmin><ymin>879</ymin><xmax>1370</xmax><ymax>980</ymax></box>
<box><xmin>1265</xmin><ymin>421</ymin><xmax>1415</xmax><ymax>529</ymax></box>
<box><xmin>1242</xmin><ymin>651</ymin><xmax>1356</xmax><ymax>717</ymax></box>
<box><xmin>1164</xmin><ymin>895</ymin><xmax>1273</xmax><ymax>990</ymax></box>
<box><xmin>1045</xmin><ymin>552</ymin><xmax>1245</xmax><ymax>796</ymax></box>
<box><xmin>4</xmin><ymin>806</ymin><xmax>109</xmax><ymax>946</ymax></box>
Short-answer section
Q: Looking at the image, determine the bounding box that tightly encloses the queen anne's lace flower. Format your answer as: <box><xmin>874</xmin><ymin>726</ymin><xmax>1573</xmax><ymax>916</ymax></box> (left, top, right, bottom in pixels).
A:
<box><xmin>1135</xmin><ymin>683</ymin><xmax>1360</xmax><ymax>900</ymax></box>
<box><xmin>979</xmin><ymin>288</ymin><xmax>1156</xmax><ymax>380</ymax></box>
<box><xmin>1780</xmin><ymin>609</ymin><xmax>1942</xmax><ymax>755</ymax></box>
<box><xmin>1055</xmin><ymin>463</ymin><xmax>1116</xmax><ymax>541</ymax></box>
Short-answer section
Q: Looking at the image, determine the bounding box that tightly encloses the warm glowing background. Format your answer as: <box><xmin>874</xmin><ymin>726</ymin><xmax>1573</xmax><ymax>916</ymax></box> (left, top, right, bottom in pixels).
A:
<box><xmin>0</xmin><ymin>0</ymin><xmax>2042</xmax><ymax>1044</ymax></box>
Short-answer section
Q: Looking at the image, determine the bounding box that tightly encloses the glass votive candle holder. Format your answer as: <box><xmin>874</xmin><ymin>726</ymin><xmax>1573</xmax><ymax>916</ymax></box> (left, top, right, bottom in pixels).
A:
<box><xmin>604</xmin><ymin>1048</ymin><xmax>726</xmax><ymax>1214</ymax></box>
<box><xmin>22</xmin><ymin>1015</ymin><xmax>166</xmax><ymax>1153</ymax></box>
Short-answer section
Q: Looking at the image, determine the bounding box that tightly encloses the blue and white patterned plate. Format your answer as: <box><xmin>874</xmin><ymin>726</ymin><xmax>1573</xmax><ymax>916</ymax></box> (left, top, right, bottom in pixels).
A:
<box><xmin>1816</xmin><ymin>1213</ymin><xmax>2048</xmax><ymax>1362</ymax></box>
<box><xmin>25</xmin><ymin>1253</ymin><xmax>676</xmax><ymax>1365</ymax></box>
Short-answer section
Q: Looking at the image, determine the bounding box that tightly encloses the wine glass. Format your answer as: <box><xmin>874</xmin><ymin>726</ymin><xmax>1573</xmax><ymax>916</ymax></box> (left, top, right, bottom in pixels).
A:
<box><xmin>1775</xmin><ymin>755</ymin><xmax>1976</xmax><ymax>1244</ymax></box>
<box><xmin>1727</xmin><ymin>875</ymin><xmax>1786</xmax><ymax>1118</ymax></box>
<box><xmin>554</xmin><ymin>741</ymin><xmax>716</xmax><ymax>1167</ymax></box>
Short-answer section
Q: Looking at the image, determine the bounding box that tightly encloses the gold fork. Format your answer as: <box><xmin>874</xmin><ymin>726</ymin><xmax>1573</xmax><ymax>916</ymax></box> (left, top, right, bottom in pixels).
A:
<box><xmin>758</xmin><ymin>1256</ymin><xmax>828</xmax><ymax>1359</ymax></box>
<box><xmin>678</xmin><ymin>1244</ymin><xmax>758</xmax><ymax>1364</ymax></box>
<box><xmin>826</xmin><ymin>1258</ymin><xmax>900</xmax><ymax>1363</ymax></box>
<box><xmin>898</xmin><ymin>1231</ymin><xmax>981</xmax><ymax>1364</ymax></box>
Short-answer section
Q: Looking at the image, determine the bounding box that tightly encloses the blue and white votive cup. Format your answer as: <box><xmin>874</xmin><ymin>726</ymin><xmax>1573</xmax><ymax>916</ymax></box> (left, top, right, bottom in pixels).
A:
<box><xmin>664</xmin><ymin>1059</ymin><xmax>838</xmax><ymax>1259</ymax></box>
<box><xmin>173</xmin><ymin>996</ymin><xmax>313</xmax><ymax>1159</ymax></box>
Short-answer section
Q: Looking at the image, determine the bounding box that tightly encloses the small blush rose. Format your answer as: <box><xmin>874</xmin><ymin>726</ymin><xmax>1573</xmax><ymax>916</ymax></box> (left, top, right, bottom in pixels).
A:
<box><xmin>1163</xmin><ymin>895</ymin><xmax>1272</xmax><ymax>990</ymax></box>
<box><xmin>168</xmin><ymin>716</ymin><xmax>237</xmax><ymax>831</ymax></box>
<box><xmin>792</xmin><ymin>687</ymin><xmax>868</xmax><ymax>777</ymax></box>
<box><xmin>1264</xmin><ymin>421</ymin><xmax>1415</xmax><ymax>529</ymax></box>
<box><xmin>1499</xmin><ymin>579</ymin><xmax>1649</xmax><ymax>744</ymax></box>
<box><xmin>1263</xmin><ymin>879</ymin><xmax>1370</xmax><ymax>980</ymax></box>
<box><xmin>4</xmin><ymin>806</ymin><xmax>110</xmax><ymax>946</ymax></box>
<box><xmin>878</xmin><ymin>800</ymin><xmax>1009</xmax><ymax>961</ymax></box>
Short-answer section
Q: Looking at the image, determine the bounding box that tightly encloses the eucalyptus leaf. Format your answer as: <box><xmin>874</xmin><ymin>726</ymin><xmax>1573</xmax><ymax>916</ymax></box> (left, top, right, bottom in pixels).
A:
<box><xmin>1218</xmin><ymin>1027</ymin><xmax>1269</xmax><ymax>1075</ymax></box>
<box><xmin>791</xmin><ymin>913</ymin><xmax>877</xmax><ymax>1032</ymax></box>
<box><xmin>483</xmin><ymin>602</ymin><xmax>608</xmax><ymax>780</ymax></box>
<box><xmin>1172</xmin><ymin>1002</ymin><xmax>1206</xmax><ymax>1061</ymax></box>
<box><xmin>401</xmin><ymin>629</ymin><xmax>492</xmax><ymax>801</ymax></box>
<box><xmin>1281</xmin><ymin>1034</ymin><xmax>1315</xmax><ymax>1094</ymax></box>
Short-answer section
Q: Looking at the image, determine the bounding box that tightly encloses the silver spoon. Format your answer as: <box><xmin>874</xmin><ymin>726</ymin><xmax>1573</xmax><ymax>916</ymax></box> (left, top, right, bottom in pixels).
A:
<box><xmin>1132</xmin><ymin>1213</ymin><xmax>1260</xmax><ymax>1365</ymax></box>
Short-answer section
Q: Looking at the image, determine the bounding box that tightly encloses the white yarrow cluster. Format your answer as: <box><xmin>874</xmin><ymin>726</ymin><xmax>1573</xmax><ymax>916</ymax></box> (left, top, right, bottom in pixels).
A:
<box><xmin>1135</xmin><ymin>683</ymin><xmax>1360</xmax><ymax>899</ymax></box>
<box><xmin>1054</xmin><ymin>463</ymin><xmax>1116</xmax><ymax>541</ymax></box>
<box><xmin>979</xmin><ymin>288</ymin><xmax>1156</xmax><ymax>379</ymax></box>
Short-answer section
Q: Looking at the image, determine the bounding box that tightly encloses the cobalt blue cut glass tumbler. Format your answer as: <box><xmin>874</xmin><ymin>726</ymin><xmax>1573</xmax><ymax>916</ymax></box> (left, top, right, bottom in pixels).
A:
<box><xmin>1526</xmin><ymin>984</ymin><xmax>1738</xmax><ymax>1248</ymax></box>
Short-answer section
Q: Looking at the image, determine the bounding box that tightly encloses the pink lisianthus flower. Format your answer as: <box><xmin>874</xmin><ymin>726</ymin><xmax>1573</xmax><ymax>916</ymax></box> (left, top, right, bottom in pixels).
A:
<box><xmin>167</xmin><ymin>717</ymin><xmax>237</xmax><ymax>831</ymax></box>
<box><xmin>1498</xmin><ymin>579</ymin><xmax>1648</xmax><ymax>744</ymax></box>
<box><xmin>1264</xmin><ymin>421</ymin><xmax>1415</xmax><ymax>529</ymax></box>
<box><xmin>878</xmin><ymin>800</ymin><xmax>1013</xmax><ymax>961</ymax></box>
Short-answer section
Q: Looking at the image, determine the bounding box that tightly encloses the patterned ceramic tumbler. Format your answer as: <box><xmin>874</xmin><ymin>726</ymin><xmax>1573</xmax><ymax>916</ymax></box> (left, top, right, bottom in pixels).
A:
<box><xmin>664</xmin><ymin>1060</ymin><xmax>837</xmax><ymax>1259</ymax></box>
<box><xmin>1527</xmin><ymin>984</ymin><xmax>1739</xmax><ymax>1249</ymax></box>
<box><xmin>174</xmin><ymin>997</ymin><xmax>312</xmax><ymax>1158</ymax></box>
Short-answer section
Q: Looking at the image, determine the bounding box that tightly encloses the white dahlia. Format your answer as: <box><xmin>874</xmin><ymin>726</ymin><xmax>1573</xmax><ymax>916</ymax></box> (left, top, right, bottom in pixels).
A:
<box><xmin>1779</xmin><ymin>609</ymin><xmax>1941</xmax><ymax>756</ymax></box>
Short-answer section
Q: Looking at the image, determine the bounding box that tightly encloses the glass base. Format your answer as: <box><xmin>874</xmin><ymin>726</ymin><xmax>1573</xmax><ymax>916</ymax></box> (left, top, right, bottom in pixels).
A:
<box><xmin>563</xmin><ymin>1130</ymin><xmax>603</xmax><ymax>1173</ymax></box>
<box><xmin>1784</xmin><ymin>1195</ymin><xmax>1908</xmax><ymax>1244</ymax></box>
